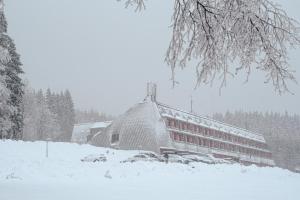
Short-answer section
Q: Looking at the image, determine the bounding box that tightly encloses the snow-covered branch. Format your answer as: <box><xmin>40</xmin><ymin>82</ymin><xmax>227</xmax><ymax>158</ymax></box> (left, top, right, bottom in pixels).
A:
<box><xmin>119</xmin><ymin>0</ymin><xmax>146</xmax><ymax>11</ymax></box>
<box><xmin>122</xmin><ymin>0</ymin><xmax>300</xmax><ymax>93</ymax></box>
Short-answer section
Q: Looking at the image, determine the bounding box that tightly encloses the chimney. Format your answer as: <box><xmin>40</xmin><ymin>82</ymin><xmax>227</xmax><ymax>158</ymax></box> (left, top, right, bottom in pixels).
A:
<box><xmin>146</xmin><ymin>82</ymin><xmax>157</xmax><ymax>102</ymax></box>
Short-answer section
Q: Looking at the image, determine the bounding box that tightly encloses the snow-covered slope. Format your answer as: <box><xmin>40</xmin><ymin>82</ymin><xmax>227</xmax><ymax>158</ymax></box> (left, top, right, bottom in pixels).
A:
<box><xmin>0</xmin><ymin>140</ymin><xmax>299</xmax><ymax>200</ymax></box>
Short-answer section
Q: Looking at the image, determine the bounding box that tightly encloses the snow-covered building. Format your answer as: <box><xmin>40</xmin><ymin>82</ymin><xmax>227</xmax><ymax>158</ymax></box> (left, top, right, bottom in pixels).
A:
<box><xmin>71</xmin><ymin>121</ymin><xmax>111</xmax><ymax>144</ymax></box>
<box><xmin>91</xmin><ymin>84</ymin><xmax>274</xmax><ymax>166</ymax></box>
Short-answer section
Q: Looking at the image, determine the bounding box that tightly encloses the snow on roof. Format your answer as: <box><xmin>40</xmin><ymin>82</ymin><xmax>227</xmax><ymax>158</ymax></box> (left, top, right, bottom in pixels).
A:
<box><xmin>157</xmin><ymin>102</ymin><xmax>266</xmax><ymax>143</ymax></box>
<box><xmin>91</xmin><ymin>121</ymin><xmax>112</xmax><ymax>129</ymax></box>
<box><xmin>71</xmin><ymin>123</ymin><xmax>95</xmax><ymax>143</ymax></box>
<box><xmin>71</xmin><ymin>121</ymin><xmax>112</xmax><ymax>143</ymax></box>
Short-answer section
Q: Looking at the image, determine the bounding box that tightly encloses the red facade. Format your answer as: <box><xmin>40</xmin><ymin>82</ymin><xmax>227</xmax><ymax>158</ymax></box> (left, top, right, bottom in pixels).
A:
<box><xmin>165</xmin><ymin>117</ymin><xmax>272</xmax><ymax>160</ymax></box>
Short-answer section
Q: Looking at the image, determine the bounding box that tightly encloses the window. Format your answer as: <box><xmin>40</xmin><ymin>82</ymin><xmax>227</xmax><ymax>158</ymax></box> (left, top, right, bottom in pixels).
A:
<box><xmin>190</xmin><ymin>124</ymin><xmax>195</xmax><ymax>132</ymax></box>
<box><xmin>174</xmin><ymin>120</ymin><xmax>178</xmax><ymax>128</ymax></box>
<box><xmin>174</xmin><ymin>132</ymin><xmax>178</xmax><ymax>141</ymax></box>
<box><xmin>199</xmin><ymin>138</ymin><xmax>203</xmax><ymax>146</ymax></box>
<box><xmin>220</xmin><ymin>143</ymin><xmax>224</xmax><ymax>150</ymax></box>
<box><xmin>194</xmin><ymin>126</ymin><xmax>198</xmax><ymax>133</ymax></box>
<box><xmin>189</xmin><ymin>136</ymin><xmax>194</xmax><ymax>143</ymax></box>
<box><xmin>192</xmin><ymin>137</ymin><xmax>198</xmax><ymax>144</ymax></box>
<box><xmin>205</xmin><ymin>128</ymin><xmax>209</xmax><ymax>136</ymax></box>
<box><xmin>228</xmin><ymin>134</ymin><xmax>232</xmax><ymax>141</ymax></box>
<box><xmin>111</xmin><ymin>134</ymin><xmax>119</xmax><ymax>144</ymax></box>
<box><xmin>204</xmin><ymin>139</ymin><xmax>209</xmax><ymax>147</ymax></box>
<box><xmin>209</xmin><ymin>129</ymin><xmax>214</xmax><ymax>137</ymax></box>
<box><xmin>182</xmin><ymin>123</ymin><xmax>186</xmax><ymax>130</ymax></box>
<box><xmin>209</xmin><ymin>140</ymin><xmax>213</xmax><ymax>148</ymax></box>
<box><xmin>166</xmin><ymin>118</ymin><xmax>170</xmax><ymax>127</ymax></box>
<box><xmin>214</xmin><ymin>141</ymin><xmax>219</xmax><ymax>149</ymax></box>
<box><xmin>170</xmin><ymin>132</ymin><xmax>174</xmax><ymax>140</ymax></box>
<box><xmin>198</xmin><ymin>126</ymin><xmax>202</xmax><ymax>134</ymax></box>
<box><xmin>171</xmin><ymin>132</ymin><xmax>180</xmax><ymax>141</ymax></box>
<box><xmin>179</xmin><ymin>134</ymin><xmax>186</xmax><ymax>142</ymax></box>
<box><xmin>187</xmin><ymin>135</ymin><xmax>192</xmax><ymax>143</ymax></box>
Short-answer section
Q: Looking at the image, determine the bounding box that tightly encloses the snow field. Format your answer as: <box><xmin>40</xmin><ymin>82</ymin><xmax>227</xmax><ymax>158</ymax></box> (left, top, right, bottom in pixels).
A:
<box><xmin>0</xmin><ymin>140</ymin><xmax>299</xmax><ymax>200</ymax></box>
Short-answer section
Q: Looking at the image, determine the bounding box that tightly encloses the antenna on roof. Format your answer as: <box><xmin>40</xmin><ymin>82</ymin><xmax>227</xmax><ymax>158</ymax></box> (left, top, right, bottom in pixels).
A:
<box><xmin>190</xmin><ymin>95</ymin><xmax>193</xmax><ymax>113</ymax></box>
<box><xmin>146</xmin><ymin>82</ymin><xmax>157</xmax><ymax>102</ymax></box>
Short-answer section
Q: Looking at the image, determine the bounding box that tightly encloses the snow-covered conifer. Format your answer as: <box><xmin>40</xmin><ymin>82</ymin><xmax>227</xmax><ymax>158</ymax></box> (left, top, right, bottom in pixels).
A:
<box><xmin>0</xmin><ymin>0</ymin><xmax>24</xmax><ymax>139</ymax></box>
<box><xmin>22</xmin><ymin>88</ymin><xmax>60</xmax><ymax>141</ymax></box>
<box><xmin>63</xmin><ymin>90</ymin><xmax>75</xmax><ymax>141</ymax></box>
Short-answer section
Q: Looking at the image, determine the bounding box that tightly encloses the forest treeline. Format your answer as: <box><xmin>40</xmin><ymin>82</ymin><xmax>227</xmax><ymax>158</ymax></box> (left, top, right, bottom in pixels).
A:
<box><xmin>213</xmin><ymin>111</ymin><xmax>300</xmax><ymax>171</ymax></box>
<box><xmin>22</xmin><ymin>87</ymin><xmax>75</xmax><ymax>142</ymax></box>
<box><xmin>75</xmin><ymin>109</ymin><xmax>114</xmax><ymax>124</ymax></box>
<box><xmin>22</xmin><ymin>86</ymin><xmax>113</xmax><ymax>142</ymax></box>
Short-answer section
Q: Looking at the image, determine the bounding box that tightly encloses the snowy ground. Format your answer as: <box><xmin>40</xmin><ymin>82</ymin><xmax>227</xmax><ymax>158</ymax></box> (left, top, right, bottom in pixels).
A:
<box><xmin>0</xmin><ymin>140</ymin><xmax>299</xmax><ymax>200</ymax></box>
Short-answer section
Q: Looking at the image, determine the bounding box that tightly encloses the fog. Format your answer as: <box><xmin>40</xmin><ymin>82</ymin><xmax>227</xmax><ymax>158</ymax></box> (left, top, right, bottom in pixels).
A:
<box><xmin>5</xmin><ymin>0</ymin><xmax>300</xmax><ymax>116</ymax></box>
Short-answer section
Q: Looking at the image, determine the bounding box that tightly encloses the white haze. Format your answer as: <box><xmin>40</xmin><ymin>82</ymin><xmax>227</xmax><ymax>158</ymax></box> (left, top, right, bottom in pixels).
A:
<box><xmin>5</xmin><ymin>0</ymin><xmax>300</xmax><ymax>116</ymax></box>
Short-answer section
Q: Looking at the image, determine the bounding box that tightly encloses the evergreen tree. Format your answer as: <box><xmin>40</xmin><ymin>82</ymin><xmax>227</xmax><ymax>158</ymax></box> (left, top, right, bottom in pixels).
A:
<box><xmin>63</xmin><ymin>90</ymin><xmax>75</xmax><ymax>141</ymax></box>
<box><xmin>0</xmin><ymin>0</ymin><xmax>24</xmax><ymax>139</ymax></box>
<box><xmin>23</xmin><ymin>87</ymin><xmax>60</xmax><ymax>141</ymax></box>
<box><xmin>22</xmin><ymin>86</ymin><xmax>39</xmax><ymax>141</ymax></box>
<box><xmin>0</xmin><ymin>75</ymin><xmax>12</xmax><ymax>138</ymax></box>
<box><xmin>23</xmin><ymin>87</ymin><xmax>79</xmax><ymax>142</ymax></box>
<box><xmin>45</xmin><ymin>88</ymin><xmax>53</xmax><ymax>110</ymax></box>
<box><xmin>0</xmin><ymin>34</ymin><xmax>11</xmax><ymax>137</ymax></box>
<box><xmin>44</xmin><ymin>89</ymin><xmax>75</xmax><ymax>142</ymax></box>
<box><xmin>75</xmin><ymin>109</ymin><xmax>113</xmax><ymax>124</ymax></box>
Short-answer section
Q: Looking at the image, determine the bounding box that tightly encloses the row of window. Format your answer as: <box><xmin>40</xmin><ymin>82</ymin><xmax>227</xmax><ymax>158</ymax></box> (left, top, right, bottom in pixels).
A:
<box><xmin>170</xmin><ymin>131</ymin><xmax>272</xmax><ymax>159</ymax></box>
<box><xmin>165</xmin><ymin>118</ymin><xmax>267</xmax><ymax>150</ymax></box>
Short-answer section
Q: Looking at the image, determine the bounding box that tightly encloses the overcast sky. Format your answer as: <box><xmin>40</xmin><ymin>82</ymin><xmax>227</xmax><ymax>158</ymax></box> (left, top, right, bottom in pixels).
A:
<box><xmin>5</xmin><ymin>0</ymin><xmax>300</xmax><ymax>116</ymax></box>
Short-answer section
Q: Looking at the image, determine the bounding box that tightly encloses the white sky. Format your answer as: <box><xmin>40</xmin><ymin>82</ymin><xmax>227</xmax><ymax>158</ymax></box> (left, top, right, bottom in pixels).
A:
<box><xmin>5</xmin><ymin>0</ymin><xmax>300</xmax><ymax>116</ymax></box>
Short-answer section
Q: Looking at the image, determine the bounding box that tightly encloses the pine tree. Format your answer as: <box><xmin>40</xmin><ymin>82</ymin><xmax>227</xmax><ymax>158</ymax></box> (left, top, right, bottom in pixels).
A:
<box><xmin>75</xmin><ymin>109</ymin><xmax>114</xmax><ymax>124</ymax></box>
<box><xmin>23</xmin><ymin>87</ymin><xmax>78</xmax><ymax>142</ymax></box>
<box><xmin>22</xmin><ymin>86</ymin><xmax>39</xmax><ymax>141</ymax></box>
<box><xmin>35</xmin><ymin>90</ymin><xmax>46</xmax><ymax>140</ymax></box>
<box><xmin>0</xmin><ymin>0</ymin><xmax>24</xmax><ymax>139</ymax></box>
<box><xmin>45</xmin><ymin>88</ymin><xmax>52</xmax><ymax>109</ymax></box>
<box><xmin>24</xmin><ymin>89</ymin><xmax>60</xmax><ymax>141</ymax></box>
<box><xmin>0</xmin><ymin>0</ymin><xmax>9</xmax><ymax>138</ymax></box>
<box><xmin>0</xmin><ymin>41</ymin><xmax>11</xmax><ymax>137</ymax></box>
<box><xmin>63</xmin><ymin>90</ymin><xmax>75</xmax><ymax>141</ymax></box>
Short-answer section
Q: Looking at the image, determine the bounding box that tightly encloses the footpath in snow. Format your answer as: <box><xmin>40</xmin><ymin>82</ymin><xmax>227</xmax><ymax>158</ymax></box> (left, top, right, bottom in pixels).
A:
<box><xmin>0</xmin><ymin>140</ymin><xmax>299</xmax><ymax>200</ymax></box>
